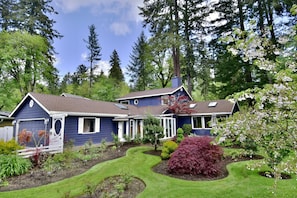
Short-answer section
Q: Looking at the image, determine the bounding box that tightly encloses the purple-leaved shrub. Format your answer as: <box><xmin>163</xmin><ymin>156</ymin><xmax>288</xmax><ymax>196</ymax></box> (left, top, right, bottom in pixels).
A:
<box><xmin>168</xmin><ymin>136</ymin><xmax>223</xmax><ymax>177</ymax></box>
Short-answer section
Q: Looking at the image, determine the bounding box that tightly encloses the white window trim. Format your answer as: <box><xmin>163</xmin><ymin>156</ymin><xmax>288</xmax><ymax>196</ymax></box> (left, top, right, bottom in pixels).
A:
<box><xmin>192</xmin><ymin>116</ymin><xmax>214</xmax><ymax>129</ymax></box>
<box><xmin>78</xmin><ymin>117</ymin><xmax>100</xmax><ymax>134</ymax></box>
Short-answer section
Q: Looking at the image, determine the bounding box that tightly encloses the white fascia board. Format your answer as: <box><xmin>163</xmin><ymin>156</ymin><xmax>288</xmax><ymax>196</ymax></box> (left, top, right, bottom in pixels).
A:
<box><xmin>178</xmin><ymin>112</ymin><xmax>232</xmax><ymax>116</ymax></box>
<box><xmin>49</xmin><ymin>111</ymin><xmax>128</xmax><ymax>117</ymax></box>
<box><xmin>9</xmin><ymin>93</ymin><xmax>51</xmax><ymax>117</ymax></box>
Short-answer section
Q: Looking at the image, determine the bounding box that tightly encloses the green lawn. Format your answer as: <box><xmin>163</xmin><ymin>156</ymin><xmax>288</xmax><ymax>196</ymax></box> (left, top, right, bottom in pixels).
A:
<box><xmin>0</xmin><ymin>146</ymin><xmax>296</xmax><ymax>198</ymax></box>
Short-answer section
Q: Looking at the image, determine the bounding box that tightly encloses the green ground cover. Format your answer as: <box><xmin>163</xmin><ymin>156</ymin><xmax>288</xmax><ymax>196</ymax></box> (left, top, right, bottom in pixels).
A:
<box><xmin>0</xmin><ymin>146</ymin><xmax>296</xmax><ymax>198</ymax></box>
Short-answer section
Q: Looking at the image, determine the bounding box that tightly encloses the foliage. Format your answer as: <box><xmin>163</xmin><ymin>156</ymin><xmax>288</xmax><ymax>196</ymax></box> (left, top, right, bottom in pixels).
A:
<box><xmin>0</xmin><ymin>31</ymin><xmax>51</xmax><ymax>97</ymax></box>
<box><xmin>109</xmin><ymin>49</ymin><xmax>124</xmax><ymax>83</ymax></box>
<box><xmin>0</xmin><ymin>146</ymin><xmax>296</xmax><ymax>197</ymax></box>
<box><xmin>126</xmin><ymin>31</ymin><xmax>153</xmax><ymax>91</ymax></box>
<box><xmin>143</xmin><ymin>115</ymin><xmax>164</xmax><ymax>151</ymax></box>
<box><xmin>112</xmin><ymin>132</ymin><xmax>121</xmax><ymax>147</ymax></box>
<box><xmin>0</xmin><ymin>154</ymin><xmax>31</xmax><ymax>179</ymax></box>
<box><xmin>167</xmin><ymin>95</ymin><xmax>195</xmax><ymax>114</ymax></box>
<box><xmin>176</xmin><ymin>128</ymin><xmax>184</xmax><ymax>143</ymax></box>
<box><xmin>84</xmin><ymin>173</ymin><xmax>133</xmax><ymax>198</ymax></box>
<box><xmin>168</xmin><ymin>136</ymin><xmax>223</xmax><ymax>177</ymax></box>
<box><xmin>18</xmin><ymin>129</ymin><xmax>49</xmax><ymax>166</ymax></box>
<box><xmin>84</xmin><ymin>24</ymin><xmax>101</xmax><ymax>90</ymax></box>
<box><xmin>0</xmin><ymin>139</ymin><xmax>23</xmax><ymax>155</ymax></box>
<box><xmin>182</xmin><ymin>124</ymin><xmax>192</xmax><ymax>135</ymax></box>
<box><xmin>160</xmin><ymin>140</ymin><xmax>178</xmax><ymax>160</ymax></box>
<box><xmin>212</xmin><ymin>19</ymin><xmax>297</xmax><ymax>180</ymax></box>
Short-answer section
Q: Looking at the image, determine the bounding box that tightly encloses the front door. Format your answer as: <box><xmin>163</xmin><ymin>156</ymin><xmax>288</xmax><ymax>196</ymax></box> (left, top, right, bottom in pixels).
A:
<box><xmin>49</xmin><ymin>114</ymin><xmax>65</xmax><ymax>151</ymax></box>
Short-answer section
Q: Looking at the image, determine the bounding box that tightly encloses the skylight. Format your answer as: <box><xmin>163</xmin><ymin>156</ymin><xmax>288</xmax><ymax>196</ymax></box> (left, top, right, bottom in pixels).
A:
<box><xmin>114</xmin><ymin>103</ymin><xmax>128</xmax><ymax>110</ymax></box>
<box><xmin>208</xmin><ymin>101</ymin><xmax>217</xmax><ymax>107</ymax></box>
<box><xmin>189</xmin><ymin>103</ymin><xmax>197</xmax><ymax>109</ymax></box>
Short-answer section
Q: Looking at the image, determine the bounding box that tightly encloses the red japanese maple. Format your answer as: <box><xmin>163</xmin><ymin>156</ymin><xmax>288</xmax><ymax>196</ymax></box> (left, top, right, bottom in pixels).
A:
<box><xmin>167</xmin><ymin>95</ymin><xmax>196</xmax><ymax>114</ymax></box>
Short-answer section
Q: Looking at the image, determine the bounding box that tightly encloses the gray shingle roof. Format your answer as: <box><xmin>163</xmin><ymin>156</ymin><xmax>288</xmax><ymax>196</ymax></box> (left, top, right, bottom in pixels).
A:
<box><xmin>15</xmin><ymin>93</ymin><xmax>140</xmax><ymax>116</ymax></box>
<box><xmin>11</xmin><ymin>93</ymin><xmax>238</xmax><ymax>118</ymax></box>
<box><xmin>190</xmin><ymin>100</ymin><xmax>237</xmax><ymax>115</ymax></box>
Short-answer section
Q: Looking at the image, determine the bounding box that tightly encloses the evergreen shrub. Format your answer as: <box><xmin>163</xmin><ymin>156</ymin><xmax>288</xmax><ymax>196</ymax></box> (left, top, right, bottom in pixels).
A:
<box><xmin>176</xmin><ymin>128</ymin><xmax>184</xmax><ymax>143</ymax></box>
<box><xmin>168</xmin><ymin>136</ymin><xmax>223</xmax><ymax>177</ymax></box>
<box><xmin>182</xmin><ymin>124</ymin><xmax>192</xmax><ymax>135</ymax></box>
<box><xmin>161</xmin><ymin>140</ymin><xmax>178</xmax><ymax>160</ymax></box>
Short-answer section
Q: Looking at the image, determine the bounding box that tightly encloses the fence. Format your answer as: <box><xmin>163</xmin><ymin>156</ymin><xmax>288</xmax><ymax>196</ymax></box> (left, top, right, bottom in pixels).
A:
<box><xmin>0</xmin><ymin>126</ymin><xmax>13</xmax><ymax>141</ymax></box>
<box><xmin>17</xmin><ymin>145</ymin><xmax>63</xmax><ymax>158</ymax></box>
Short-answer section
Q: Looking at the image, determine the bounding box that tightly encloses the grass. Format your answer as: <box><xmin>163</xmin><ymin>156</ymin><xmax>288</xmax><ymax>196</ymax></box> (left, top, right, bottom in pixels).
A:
<box><xmin>0</xmin><ymin>146</ymin><xmax>296</xmax><ymax>198</ymax></box>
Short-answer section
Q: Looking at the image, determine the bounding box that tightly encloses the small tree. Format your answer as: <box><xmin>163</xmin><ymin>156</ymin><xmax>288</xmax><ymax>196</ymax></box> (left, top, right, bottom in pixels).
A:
<box><xmin>143</xmin><ymin>115</ymin><xmax>164</xmax><ymax>151</ymax></box>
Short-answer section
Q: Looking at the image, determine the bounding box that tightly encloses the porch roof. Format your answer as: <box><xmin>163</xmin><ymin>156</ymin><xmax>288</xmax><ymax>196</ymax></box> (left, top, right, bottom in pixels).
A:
<box><xmin>189</xmin><ymin>99</ymin><xmax>238</xmax><ymax>115</ymax></box>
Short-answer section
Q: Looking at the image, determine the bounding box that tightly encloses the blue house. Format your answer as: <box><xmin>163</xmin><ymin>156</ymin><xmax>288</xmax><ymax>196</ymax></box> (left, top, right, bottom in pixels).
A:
<box><xmin>10</xmin><ymin>83</ymin><xmax>239</xmax><ymax>152</ymax></box>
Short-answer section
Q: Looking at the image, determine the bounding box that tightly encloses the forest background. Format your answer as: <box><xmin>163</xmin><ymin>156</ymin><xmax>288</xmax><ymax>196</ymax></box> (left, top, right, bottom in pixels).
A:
<box><xmin>0</xmin><ymin>0</ymin><xmax>296</xmax><ymax>111</ymax></box>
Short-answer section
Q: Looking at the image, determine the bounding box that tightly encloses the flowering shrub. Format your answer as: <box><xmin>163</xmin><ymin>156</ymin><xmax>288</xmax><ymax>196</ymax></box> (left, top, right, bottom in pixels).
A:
<box><xmin>213</xmin><ymin>20</ymin><xmax>297</xmax><ymax>181</ymax></box>
<box><xmin>168</xmin><ymin>137</ymin><xmax>223</xmax><ymax>177</ymax></box>
<box><xmin>161</xmin><ymin>140</ymin><xmax>178</xmax><ymax>160</ymax></box>
<box><xmin>0</xmin><ymin>139</ymin><xmax>23</xmax><ymax>155</ymax></box>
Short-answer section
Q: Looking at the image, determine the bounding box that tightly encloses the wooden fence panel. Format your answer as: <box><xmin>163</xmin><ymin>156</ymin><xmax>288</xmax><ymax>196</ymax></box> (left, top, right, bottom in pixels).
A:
<box><xmin>0</xmin><ymin>126</ymin><xmax>13</xmax><ymax>141</ymax></box>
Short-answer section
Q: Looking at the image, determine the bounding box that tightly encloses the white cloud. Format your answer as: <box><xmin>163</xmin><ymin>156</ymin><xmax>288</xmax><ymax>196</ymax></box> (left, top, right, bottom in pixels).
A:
<box><xmin>81</xmin><ymin>52</ymin><xmax>88</xmax><ymax>62</ymax></box>
<box><xmin>110</xmin><ymin>22</ymin><xmax>130</xmax><ymax>36</ymax></box>
<box><xmin>55</xmin><ymin>0</ymin><xmax>143</xmax><ymax>35</ymax></box>
<box><xmin>93</xmin><ymin>61</ymin><xmax>110</xmax><ymax>76</ymax></box>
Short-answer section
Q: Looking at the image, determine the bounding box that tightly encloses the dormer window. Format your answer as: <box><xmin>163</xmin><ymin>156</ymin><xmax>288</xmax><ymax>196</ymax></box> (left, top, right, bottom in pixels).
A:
<box><xmin>161</xmin><ymin>95</ymin><xmax>169</xmax><ymax>105</ymax></box>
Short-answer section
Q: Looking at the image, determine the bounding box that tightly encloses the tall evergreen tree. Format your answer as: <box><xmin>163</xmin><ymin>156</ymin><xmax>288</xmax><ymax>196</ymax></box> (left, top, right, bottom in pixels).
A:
<box><xmin>84</xmin><ymin>24</ymin><xmax>101</xmax><ymax>90</ymax></box>
<box><xmin>0</xmin><ymin>0</ymin><xmax>16</xmax><ymax>30</ymax></box>
<box><xmin>109</xmin><ymin>50</ymin><xmax>124</xmax><ymax>83</ymax></box>
<box><xmin>140</xmin><ymin>0</ymin><xmax>182</xmax><ymax>79</ymax></box>
<box><xmin>127</xmin><ymin>31</ymin><xmax>152</xmax><ymax>91</ymax></box>
<box><xmin>15</xmin><ymin>0</ymin><xmax>62</xmax><ymax>54</ymax></box>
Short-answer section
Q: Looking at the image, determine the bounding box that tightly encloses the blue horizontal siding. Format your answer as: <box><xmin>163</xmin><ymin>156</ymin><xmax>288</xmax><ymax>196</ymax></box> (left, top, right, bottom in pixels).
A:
<box><xmin>64</xmin><ymin>116</ymin><xmax>117</xmax><ymax>146</ymax></box>
<box><xmin>124</xmin><ymin>88</ymin><xmax>192</xmax><ymax>107</ymax></box>
<box><xmin>14</xmin><ymin>97</ymin><xmax>49</xmax><ymax>120</ymax></box>
<box><xmin>13</xmin><ymin>97</ymin><xmax>51</xmax><ymax>146</ymax></box>
<box><xmin>176</xmin><ymin>116</ymin><xmax>191</xmax><ymax>129</ymax></box>
<box><xmin>192</xmin><ymin>129</ymin><xmax>211</xmax><ymax>136</ymax></box>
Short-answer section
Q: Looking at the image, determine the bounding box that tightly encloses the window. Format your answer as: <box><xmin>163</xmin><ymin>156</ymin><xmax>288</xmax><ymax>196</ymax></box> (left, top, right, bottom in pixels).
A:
<box><xmin>134</xmin><ymin>99</ymin><xmax>139</xmax><ymax>105</ymax></box>
<box><xmin>161</xmin><ymin>95</ymin><xmax>169</xmax><ymax>105</ymax></box>
<box><xmin>192</xmin><ymin>116</ymin><xmax>213</xmax><ymax>129</ymax></box>
<box><xmin>120</xmin><ymin>100</ymin><xmax>129</xmax><ymax>105</ymax></box>
<box><xmin>193</xmin><ymin>117</ymin><xmax>202</xmax><ymax>128</ymax></box>
<box><xmin>204</xmin><ymin>116</ymin><xmax>212</xmax><ymax>128</ymax></box>
<box><xmin>78</xmin><ymin>117</ymin><xmax>100</xmax><ymax>134</ymax></box>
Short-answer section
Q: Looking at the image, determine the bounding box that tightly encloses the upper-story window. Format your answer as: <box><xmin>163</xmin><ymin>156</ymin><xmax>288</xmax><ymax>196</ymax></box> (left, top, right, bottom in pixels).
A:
<box><xmin>133</xmin><ymin>99</ymin><xmax>139</xmax><ymax>105</ymax></box>
<box><xmin>120</xmin><ymin>100</ymin><xmax>129</xmax><ymax>105</ymax></box>
<box><xmin>161</xmin><ymin>95</ymin><xmax>169</xmax><ymax>105</ymax></box>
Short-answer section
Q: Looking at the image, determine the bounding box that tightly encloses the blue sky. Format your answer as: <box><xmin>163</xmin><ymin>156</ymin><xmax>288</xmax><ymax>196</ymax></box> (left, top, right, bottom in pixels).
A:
<box><xmin>51</xmin><ymin>0</ymin><xmax>146</xmax><ymax>79</ymax></box>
